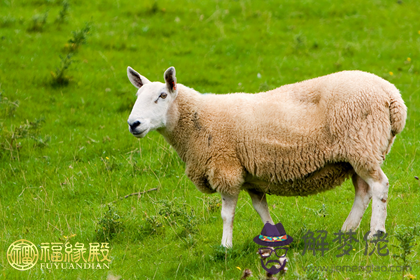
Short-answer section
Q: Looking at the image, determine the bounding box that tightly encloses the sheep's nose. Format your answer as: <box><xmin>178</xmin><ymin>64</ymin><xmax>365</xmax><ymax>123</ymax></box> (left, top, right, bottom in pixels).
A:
<box><xmin>128</xmin><ymin>120</ymin><xmax>141</xmax><ymax>130</ymax></box>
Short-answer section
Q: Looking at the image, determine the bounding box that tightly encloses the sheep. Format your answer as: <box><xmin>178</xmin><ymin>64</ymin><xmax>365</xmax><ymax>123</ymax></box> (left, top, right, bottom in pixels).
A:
<box><xmin>126</xmin><ymin>66</ymin><xmax>407</xmax><ymax>248</ymax></box>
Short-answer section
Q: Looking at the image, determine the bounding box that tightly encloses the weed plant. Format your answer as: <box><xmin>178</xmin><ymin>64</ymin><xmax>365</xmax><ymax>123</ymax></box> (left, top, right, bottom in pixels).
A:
<box><xmin>96</xmin><ymin>206</ymin><xmax>125</xmax><ymax>242</ymax></box>
<box><xmin>67</xmin><ymin>22</ymin><xmax>90</xmax><ymax>52</ymax></box>
<box><xmin>50</xmin><ymin>22</ymin><xmax>91</xmax><ymax>86</ymax></box>
<box><xmin>55</xmin><ymin>1</ymin><xmax>69</xmax><ymax>24</ymax></box>
<box><xmin>27</xmin><ymin>11</ymin><xmax>48</xmax><ymax>32</ymax></box>
<box><xmin>392</xmin><ymin>225</ymin><xmax>419</xmax><ymax>279</ymax></box>
<box><xmin>50</xmin><ymin>53</ymin><xmax>73</xmax><ymax>86</ymax></box>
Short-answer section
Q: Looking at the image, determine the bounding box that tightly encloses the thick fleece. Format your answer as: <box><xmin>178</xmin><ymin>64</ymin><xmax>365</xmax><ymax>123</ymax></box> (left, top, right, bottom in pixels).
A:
<box><xmin>158</xmin><ymin>70</ymin><xmax>407</xmax><ymax>197</ymax></box>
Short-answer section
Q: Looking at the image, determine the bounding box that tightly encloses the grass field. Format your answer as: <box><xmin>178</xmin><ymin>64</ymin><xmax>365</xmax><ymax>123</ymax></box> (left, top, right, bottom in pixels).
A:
<box><xmin>0</xmin><ymin>0</ymin><xmax>419</xmax><ymax>279</ymax></box>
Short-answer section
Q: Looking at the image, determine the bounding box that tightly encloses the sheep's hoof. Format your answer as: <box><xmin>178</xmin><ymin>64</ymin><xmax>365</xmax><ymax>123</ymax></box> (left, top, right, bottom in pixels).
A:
<box><xmin>376</xmin><ymin>230</ymin><xmax>386</xmax><ymax>237</ymax></box>
<box><xmin>367</xmin><ymin>229</ymin><xmax>386</xmax><ymax>240</ymax></box>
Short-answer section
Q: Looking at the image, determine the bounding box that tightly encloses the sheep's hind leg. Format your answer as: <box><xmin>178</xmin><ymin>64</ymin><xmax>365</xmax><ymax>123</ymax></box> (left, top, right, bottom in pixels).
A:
<box><xmin>220</xmin><ymin>193</ymin><xmax>238</xmax><ymax>248</ymax></box>
<box><xmin>247</xmin><ymin>189</ymin><xmax>274</xmax><ymax>225</ymax></box>
<box><xmin>357</xmin><ymin>168</ymin><xmax>389</xmax><ymax>238</ymax></box>
<box><xmin>341</xmin><ymin>173</ymin><xmax>372</xmax><ymax>232</ymax></box>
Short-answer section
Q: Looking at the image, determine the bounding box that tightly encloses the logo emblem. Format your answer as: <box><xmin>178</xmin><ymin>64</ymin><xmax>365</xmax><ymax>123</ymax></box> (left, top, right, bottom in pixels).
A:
<box><xmin>254</xmin><ymin>222</ymin><xmax>293</xmax><ymax>275</ymax></box>
<box><xmin>7</xmin><ymin>239</ymin><xmax>39</xmax><ymax>271</ymax></box>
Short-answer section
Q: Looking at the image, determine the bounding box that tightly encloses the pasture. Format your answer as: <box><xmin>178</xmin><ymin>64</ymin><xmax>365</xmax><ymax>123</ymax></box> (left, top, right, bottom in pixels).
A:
<box><xmin>0</xmin><ymin>0</ymin><xmax>419</xmax><ymax>279</ymax></box>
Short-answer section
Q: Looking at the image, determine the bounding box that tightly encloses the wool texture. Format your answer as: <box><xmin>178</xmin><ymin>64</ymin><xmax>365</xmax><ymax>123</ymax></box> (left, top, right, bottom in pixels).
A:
<box><xmin>158</xmin><ymin>71</ymin><xmax>407</xmax><ymax>196</ymax></box>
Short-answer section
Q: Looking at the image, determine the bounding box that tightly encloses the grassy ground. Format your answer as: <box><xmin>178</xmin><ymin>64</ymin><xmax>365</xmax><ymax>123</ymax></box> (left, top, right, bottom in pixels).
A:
<box><xmin>0</xmin><ymin>0</ymin><xmax>419</xmax><ymax>279</ymax></box>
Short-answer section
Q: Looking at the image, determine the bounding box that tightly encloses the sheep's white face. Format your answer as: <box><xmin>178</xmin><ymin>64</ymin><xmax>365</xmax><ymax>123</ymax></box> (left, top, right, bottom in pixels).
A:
<box><xmin>127</xmin><ymin>66</ymin><xmax>178</xmax><ymax>138</ymax></box>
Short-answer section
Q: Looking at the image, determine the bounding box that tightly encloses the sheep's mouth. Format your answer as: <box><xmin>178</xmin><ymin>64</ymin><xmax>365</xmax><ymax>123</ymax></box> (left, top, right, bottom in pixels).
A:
<box><xmin>131</xmin><ymin>129</ymin><xmax>148</xmax><ymax>138</ymax></box>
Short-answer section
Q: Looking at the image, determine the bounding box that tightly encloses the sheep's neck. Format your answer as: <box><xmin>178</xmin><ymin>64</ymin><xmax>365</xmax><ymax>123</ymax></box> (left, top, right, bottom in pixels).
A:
<box><xmin>158</xmin><ymin>85</ymin><xmax>202</xmax><ymax>162</ymax></box>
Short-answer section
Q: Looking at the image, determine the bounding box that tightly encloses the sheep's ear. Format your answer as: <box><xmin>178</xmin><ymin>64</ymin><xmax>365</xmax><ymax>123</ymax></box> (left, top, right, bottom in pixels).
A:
<box><xmin>164</xmin><ymin>66</ymin><xmax>177</xmax><ymax>94</ymax></box>
<box><xmin>127</xmin><ymin>66</ymin><xmax>151</xmax><ymax>89</ymax></box>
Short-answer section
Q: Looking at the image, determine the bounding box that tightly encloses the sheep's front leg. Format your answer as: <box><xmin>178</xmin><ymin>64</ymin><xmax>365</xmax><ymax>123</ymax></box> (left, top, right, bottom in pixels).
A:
<box><xmin>247</xmin><ymin>189</ymin><xmax>274</xmax><ymax>225</ymax></box>
<box><xmin>220</xmin><ymin>193</ymin><xmax>238</xmax><ymax>248</ymax></box>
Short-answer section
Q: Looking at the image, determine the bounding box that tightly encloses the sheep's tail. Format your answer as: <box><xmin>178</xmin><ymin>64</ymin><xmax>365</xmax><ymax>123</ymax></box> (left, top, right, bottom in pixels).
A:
<box><xmin>382</xmin><ymin>82</ymin><xmax>407</xmax><ymax>157</ymax></box>
<box><xmin>387</xmin><ymin>86</ymin><xmax>407</xmax><ymax>136</ymax></box>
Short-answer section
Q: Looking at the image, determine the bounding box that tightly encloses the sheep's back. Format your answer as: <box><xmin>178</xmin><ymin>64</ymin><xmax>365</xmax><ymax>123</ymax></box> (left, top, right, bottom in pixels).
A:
<box><xmin>203</xmin><ymin>71</ymin><xmax>396</xmax><ymax>184</ymax></box>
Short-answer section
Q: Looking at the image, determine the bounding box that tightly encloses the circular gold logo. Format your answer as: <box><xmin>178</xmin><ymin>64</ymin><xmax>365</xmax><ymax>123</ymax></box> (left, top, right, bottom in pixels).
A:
<box><xmin>7</xmin><ymin>239</ymin><xmax>39</xmax><ymax>271</ymax></box>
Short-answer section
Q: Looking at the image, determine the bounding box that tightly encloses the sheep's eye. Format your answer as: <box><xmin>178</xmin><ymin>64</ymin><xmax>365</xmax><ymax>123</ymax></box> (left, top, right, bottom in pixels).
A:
<box><xmin>154</xmin><ymin>92</ymin><xmax>168</xmax><ymax>103</ymax></box>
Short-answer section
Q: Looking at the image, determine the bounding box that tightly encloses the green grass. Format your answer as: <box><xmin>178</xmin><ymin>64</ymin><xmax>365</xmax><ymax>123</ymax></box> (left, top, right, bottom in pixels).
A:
<box><xmin>1</xmin><ymin>0</ymin><xmax>419</xmax><ymax>279</ymax></box>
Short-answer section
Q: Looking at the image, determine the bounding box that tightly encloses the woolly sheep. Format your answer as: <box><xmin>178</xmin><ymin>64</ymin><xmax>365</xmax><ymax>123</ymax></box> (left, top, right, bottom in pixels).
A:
<box><xmin>126</xmin><ymin>66</ymin><xmax>407</xmax><ymax>247</ymax></box>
